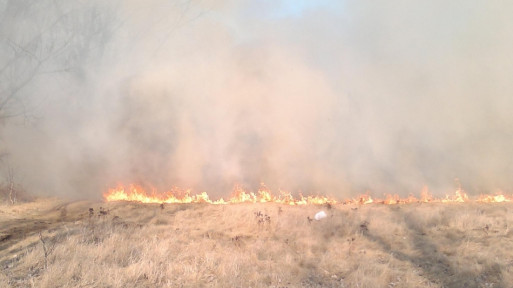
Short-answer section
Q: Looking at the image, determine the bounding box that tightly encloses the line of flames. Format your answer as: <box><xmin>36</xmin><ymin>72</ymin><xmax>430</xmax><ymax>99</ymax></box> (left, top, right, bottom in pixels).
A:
<box><xmin>103</xmin><ymin>184</ymin><xmax>513</xmax><ymax>205</ymax></box>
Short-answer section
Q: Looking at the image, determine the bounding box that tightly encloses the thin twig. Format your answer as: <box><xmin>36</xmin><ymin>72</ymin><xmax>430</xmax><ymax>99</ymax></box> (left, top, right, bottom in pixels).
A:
<box><xmin>38</xmin><ymin>232</ymin><xmax>48</xmax><ymax>270</ymax></box>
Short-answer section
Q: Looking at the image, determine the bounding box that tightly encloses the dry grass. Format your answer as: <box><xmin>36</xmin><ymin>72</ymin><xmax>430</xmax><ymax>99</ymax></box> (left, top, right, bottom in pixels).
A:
<box><xmin>1</xmin><ymin>199</ymin><xmax>513</xmax><ymax>287</ymax></box>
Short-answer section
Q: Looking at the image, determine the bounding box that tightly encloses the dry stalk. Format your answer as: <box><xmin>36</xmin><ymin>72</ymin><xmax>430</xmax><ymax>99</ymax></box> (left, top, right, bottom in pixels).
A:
<box><xmin>7</xmin><ymin>166</ymin><xmax>16</xmax><ymax>205</ymax></box>
<box><xmin>38</xmin><ymin>231</ymin><xmax>48</xmax><ymax>270</ymax></box>
<box><xmin>9</xmin><ymin>181</ymin><xmax>15</xmax><ymax>204</ymax></box>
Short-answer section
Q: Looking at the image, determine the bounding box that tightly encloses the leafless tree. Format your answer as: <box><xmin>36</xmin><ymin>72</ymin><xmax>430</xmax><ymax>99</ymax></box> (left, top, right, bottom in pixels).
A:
<box><xmin>0</xmin><ymin>0</ymin><xmax>117</xmax><ymax>121</ymax></box>
<box><xmin>0</xmin><ymin>0</ymin><xmax>118</xmax><ymax>199</ymax></box>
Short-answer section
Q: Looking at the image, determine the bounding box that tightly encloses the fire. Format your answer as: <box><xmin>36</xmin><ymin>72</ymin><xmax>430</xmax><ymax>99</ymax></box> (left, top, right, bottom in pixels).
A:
<box><xmin>356</xmin><ymin>194</ymin><xmax>374</xmax><ymax>205</ymax></box>
<box><xmin>420</xmin><ymin>186</ymin><xmax>434</xmax><ymax>202</ymax></box>
<box><xmin>104</xmin><ymin>184</ymin><xmax>513</xmax><ymax>205</ymax></box>
<box><xmin>477</xmin><ymin>192</ymin><xmax>512</xmax><ymax>203</ymax></box>
<box><xmin>104</xmin><ymin>184</ymin><xmax>338</xmax><ymax>205</ymax></box>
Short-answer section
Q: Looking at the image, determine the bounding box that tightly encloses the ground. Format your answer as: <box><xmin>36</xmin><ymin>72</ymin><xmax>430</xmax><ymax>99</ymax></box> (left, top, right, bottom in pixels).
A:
<box><xmin>1</xmin><ymin>198</ymin><xmax>513</xmax><ymax>287</ymax></box>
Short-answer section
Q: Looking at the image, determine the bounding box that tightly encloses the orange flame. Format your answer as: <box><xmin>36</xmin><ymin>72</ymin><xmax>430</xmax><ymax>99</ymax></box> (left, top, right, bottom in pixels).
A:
<box><xmin>104</xmin><ymin>184</ymin><xmax>513</xmax><ymax>205</ymax></box>
<box><xmin>441</xmin><ymin>188</ymin><xmax>469</xmax><ymax>203</ymax></box>
<box><xmin>104</xmin><ymin>183</ymin><xmax>338</xmax><ymax>205</ymax></box>
<box><xmin>420</xmin><ymin>186</ymin><xmax>434</xmax><ymax>202</ymax></box>
<box><xmin>477</xmin><ymin>192</ymin><xmax>512</xmax><ymax>203</ymax></box>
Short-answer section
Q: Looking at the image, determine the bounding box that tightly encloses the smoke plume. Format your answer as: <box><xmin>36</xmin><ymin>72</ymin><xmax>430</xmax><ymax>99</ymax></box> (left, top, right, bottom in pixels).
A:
<box><xmin>1</xmin><ymin>0</ymin><xmax>513</xmax><ymax>199</ymax></box>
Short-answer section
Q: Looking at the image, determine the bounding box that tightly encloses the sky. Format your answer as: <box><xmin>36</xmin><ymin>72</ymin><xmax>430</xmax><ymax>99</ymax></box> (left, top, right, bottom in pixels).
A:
<box><xmin>244</xmin><ymin>0</ymin><xmax>342</xmax><ymax>18</ymax></box>
<box><xmin>1</xmin><ymin>0</ymin><xmax>513</xmax><ymax>199</ymax></box>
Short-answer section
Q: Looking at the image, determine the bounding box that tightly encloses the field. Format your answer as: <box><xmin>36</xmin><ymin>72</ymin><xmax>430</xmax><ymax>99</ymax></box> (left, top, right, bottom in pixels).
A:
<box><xmin>1</xmin><ymin>198</ymin><xmax>513</xmax><ymax>287</ymax></box>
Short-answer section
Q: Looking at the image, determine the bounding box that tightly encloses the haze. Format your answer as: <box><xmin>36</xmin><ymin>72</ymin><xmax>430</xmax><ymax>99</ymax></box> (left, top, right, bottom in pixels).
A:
<box><xmin>1</xmin><ymin>0</ymin><xmax>512</xmax><ymax>199</ymax></box>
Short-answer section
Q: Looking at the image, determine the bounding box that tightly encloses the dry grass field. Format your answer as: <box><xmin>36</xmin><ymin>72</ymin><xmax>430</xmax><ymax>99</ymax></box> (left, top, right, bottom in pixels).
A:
<box><xmin>1</xmin><ymin>198</ymin><xmax>513</xmax><ymax>287</ymax></box>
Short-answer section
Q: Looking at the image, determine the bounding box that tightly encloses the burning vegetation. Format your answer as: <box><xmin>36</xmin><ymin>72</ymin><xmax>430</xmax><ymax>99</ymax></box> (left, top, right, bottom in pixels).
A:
<box><xmin>104</xmin><ymin>183</ymin><xmax>513</xmax><ymax>205</ymax></box>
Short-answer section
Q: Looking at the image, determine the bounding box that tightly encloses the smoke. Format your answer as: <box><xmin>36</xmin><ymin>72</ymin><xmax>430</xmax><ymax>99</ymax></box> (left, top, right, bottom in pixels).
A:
<box><xmin>1</xmin><ymin>0</ymin><xmax>513</xmax><ymax>199</ymax></box>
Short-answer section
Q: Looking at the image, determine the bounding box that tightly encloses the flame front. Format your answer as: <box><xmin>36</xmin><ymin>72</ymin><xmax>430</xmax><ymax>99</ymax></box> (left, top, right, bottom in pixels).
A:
<box><xmin>104</xmin><ymin>184</ymin><xmax>338</xmax><ymax>205</ymax></box>
<box><xmin>104</xmin><ymin>184</ymin><xmax>513</xmax><ymax>205</ymax></box>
